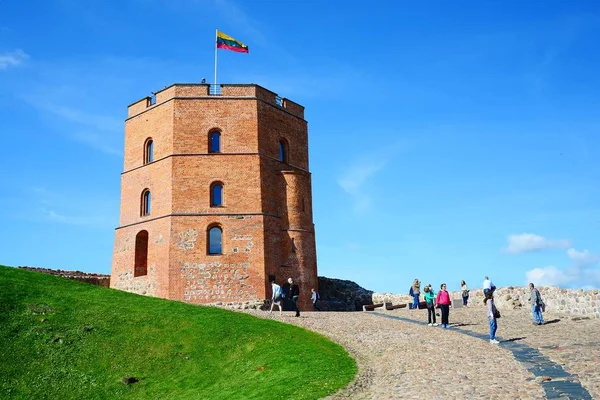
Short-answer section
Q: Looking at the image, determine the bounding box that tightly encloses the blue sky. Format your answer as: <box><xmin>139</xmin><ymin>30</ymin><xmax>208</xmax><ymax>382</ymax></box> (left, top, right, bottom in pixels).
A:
<box><xmin>1</xmin><ymin>0</ymin><xmax>600</xmax><ymax>292</ymax></box>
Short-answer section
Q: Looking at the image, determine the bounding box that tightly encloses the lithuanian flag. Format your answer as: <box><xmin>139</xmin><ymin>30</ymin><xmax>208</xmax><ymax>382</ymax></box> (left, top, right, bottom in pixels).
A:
<box><xmin>216</xmin><ymin>31</ymin><xmax>249</xmax><ymax>53</ymax></box>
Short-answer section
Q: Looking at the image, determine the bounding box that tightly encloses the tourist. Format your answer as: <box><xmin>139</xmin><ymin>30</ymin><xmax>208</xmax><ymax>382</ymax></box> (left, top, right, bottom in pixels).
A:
<box><xmin>461</xmin><ymin>280</ymin><xmax>469</xmax><ymax>306</ymax></box>
<box><xmin>424</xmin><ymin>285</ymin><xmax>437</xmax><ymax>326</ymax></box>
<box><xmin>529</xmin><ymin>283</ymin><xmax>545</xmax><ymax>325</ymax></box>
<box><xmin>311</xmin><ymin>288</ymin><xmax>321</xmax><ymax>311</ymax></box>
<box><xmin>435</xmin><ymin>283</ymin><xmax>452</xmax><ymax>328</ymax></box>
<box><xmin>409</xmin><ymin>279</ymin><xmax>421</xmax><ymax>310</ymax></box>
<box><xmin>288</xmin><ymin>277</ymin><xmax>301</xmax><ymax>317</ymax></box>
<box><xmin>485</xmin><ymin>291</ymin><xmax>500</xmax><ymax>344</ymax></box>
<box><xmin>269</xmin><ymin>280</ymin><xmax>283</xmax><ymax>316</ymax></box>
<box><xmin>483</xmin><ymin>276</ymin><xmax>496</xmax><ymax>296</ymax></box>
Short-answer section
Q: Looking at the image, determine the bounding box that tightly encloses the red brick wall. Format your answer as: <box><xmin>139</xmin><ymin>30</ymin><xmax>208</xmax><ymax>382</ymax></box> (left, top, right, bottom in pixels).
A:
<box><xmin>111</xmin><ymin>84</ymin><xmax>318</xmax><ymax>311</ymax></box>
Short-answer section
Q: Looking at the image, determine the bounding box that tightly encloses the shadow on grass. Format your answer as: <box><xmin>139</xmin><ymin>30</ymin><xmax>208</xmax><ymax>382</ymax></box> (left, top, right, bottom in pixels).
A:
<box><xmin>452</xmin><ymin>322</ymin><xmax>479</xmax><ymax>327</ymax></box>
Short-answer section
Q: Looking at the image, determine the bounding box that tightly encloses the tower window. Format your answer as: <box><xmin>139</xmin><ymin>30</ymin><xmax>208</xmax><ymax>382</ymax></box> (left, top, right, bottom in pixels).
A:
<box><xmin>279</xmin><ymin>140</ymin><xmax>288</xmax><ymax>163</ymax></box>
<box><xmin>209</xmin><ymin>131</ymin><xmax>221</xmax><ymax>153</ymax></box>
<box><xmin>141</xmin><ymin>189</ymin><xmax>151</xmax><ymax>216</ymax></box>
<box><xmin>210</xmin><ymin>182</ymin><xmax>223</xmax><ymax>207</ymax></box>
<box><xmin>208</xmin><ymin>226</ymin><xmax>223</xmax><ymax>255</ymax></box>
<box><xmin>134</xmin><ymin>230</ymin><xmax>149</xmax><ymax>277</ymax></box>
<box><xmin>144</xmin><ymin>138</ymin><xmax>153</xmax><ymax>164</ymax></box>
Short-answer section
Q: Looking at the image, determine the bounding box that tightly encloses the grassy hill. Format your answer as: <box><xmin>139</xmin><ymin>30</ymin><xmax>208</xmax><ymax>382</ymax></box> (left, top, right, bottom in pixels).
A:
<box><xmin>0</xmin><ymin>266</ymin><xmax>356</xmax><ymax>399</ymax></box>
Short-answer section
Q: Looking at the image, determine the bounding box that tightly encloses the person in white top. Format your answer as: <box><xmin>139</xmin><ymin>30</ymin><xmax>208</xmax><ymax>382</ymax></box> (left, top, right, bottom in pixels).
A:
<box><xmin>483</xmin><ymin>276</ymin><xmax>496</xmax><ymax>296</ymax></box>
<box><xmin>269</xmin><ymin>280</ymin><xmax>283</xmax><ymax>315</ymax></box>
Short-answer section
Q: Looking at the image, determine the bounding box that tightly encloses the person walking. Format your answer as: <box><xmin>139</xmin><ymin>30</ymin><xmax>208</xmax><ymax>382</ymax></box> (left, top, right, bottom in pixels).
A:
<box><xmin>485</xmin><ymin>291</ymin><xmax>500</xmax><ymax>344</ymax></box>
<box><xmin>288</xmin><ymin>277</ymin><xmax>300</xmax><ymax>317</ymax></box>
<box><xmin>461</xmin><ymin>280</ymin><xmax>469</xmax><ymax>306</ymax></box>
<box><xmin>435</xmin><ymin>283</ymin><xmax>452</xmax><ymax>328</ymax></box>
<box><xmin>311</xmin><ymin>288</ymin><xmax>321</xmax><ymax>311</ymax></box>
<box><xmin>409</xmin><ymin>279</ymin><xmax>421</xmax><ymax>310</ymax></box>
<box><xmin>424</xmin><ymin>285</ymin><xmax>438</xmax><ymax>326</ymax></box>
<box><xmin>269</xmin><ymin>280</ymin><xmax>283</xmax><ymax>315</ymax></box>
<box><xmin>529</xmin><ymin>283</ymin><xmax>545</xmax><ymax>325</ymax></box>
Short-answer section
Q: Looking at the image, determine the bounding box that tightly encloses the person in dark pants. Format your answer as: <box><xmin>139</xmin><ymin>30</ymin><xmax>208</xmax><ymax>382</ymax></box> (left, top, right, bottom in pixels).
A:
<box><xmin>311</xmin><ymin>288</ymin><xmax>321</xmax><ymax>311</ymax></box>
<box><xmin>435</xmin><ymin>283</ymin><xmax>452</xmax><ymax>328</ymax></box>
<box><xmin>288</xmin><ymin>277</ymin><xmax>300</xmax><ymax>317</ymax></box>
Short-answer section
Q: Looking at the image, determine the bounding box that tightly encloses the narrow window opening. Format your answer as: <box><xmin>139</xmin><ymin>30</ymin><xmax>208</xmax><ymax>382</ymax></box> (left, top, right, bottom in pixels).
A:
<box><xmin>208</xmin><ymin>226</ymin><xmax>223</xmax><ymax>255</ymax></box>
<box><xmin>210</xmin><ymin>183</ymin><xmax>223</xmax><ymax>207</ymax></box>
<box><xmin>141</xmin><ymin>190</ymin><xmax>151</xmax><ymax>216</ymax></box>
<box><xmin>291</xmin><ymin>238</ymin><xmax>297</xmax><ymax>253</ymax></box>
<box><xmin>279</xmin><ymin>140</ymin><xmax>288</xmax><ymax>163</ymax></box>
<box><xmin>209</xmin><ymin>131</ymin><xmax>221</xmax><ymax>153</ymax></box>
<box><xmin>144</xmin><ymin>138</ymin><xmax>154</xmax><ymax>164</ymax></box>
<box><xmin>134</xmin><ymin>230</ymin><xmax>149</xmax><ymax>277</ymax></box>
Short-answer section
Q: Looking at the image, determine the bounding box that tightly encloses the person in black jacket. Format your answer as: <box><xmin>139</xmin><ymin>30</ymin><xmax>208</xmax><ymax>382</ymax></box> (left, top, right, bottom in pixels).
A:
<box><xmin>287</xmin><ymin>277</ymin><xmax>300</xmax><ymax>317</ymax></box>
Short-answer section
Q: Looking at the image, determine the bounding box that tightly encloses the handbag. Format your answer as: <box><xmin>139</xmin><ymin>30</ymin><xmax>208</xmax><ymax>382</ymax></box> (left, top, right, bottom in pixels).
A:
<box><xmin>494</xmin><ymin>309</ymin><xmax>501</xmax><ymax>319</ymax></box>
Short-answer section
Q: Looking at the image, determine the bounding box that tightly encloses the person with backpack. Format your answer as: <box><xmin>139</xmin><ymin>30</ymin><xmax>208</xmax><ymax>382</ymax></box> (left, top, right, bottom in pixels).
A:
<box><xmin>484</xmin><ymin>291</ymin><xmax>500</xmax><ymax>344</ymax></box>
<box><xmin>269</xmin><ymin>280</ymin><xmax>283</xmax><ymax>316</ymax></box>
<box><xmin>529</xmin><ymin>283</ymin><xmax>545</xmax><ymax>325</ymax></box>
<box><xmin>409</xmin><ymin>279</ymin><xmax>421</xmax><ymax>310</ymax></box>
<box><xmin>423</xmin><ymin>285</ymin><xmax>438</xmax><ymax>326</ymax></box>
<box><xmin>311</xmin><ymin>288</ymin><xmax>321</xmax><ymax>311</ymax></box>
<box><xmin>435</xmin><ymin>283</ymin><xmax>452</xmax><ymax>328</ymax></box>
<box><xmin>461</xmin><ymin>280</ymin><xmax>469</xmax><ymax>306</ymax></box>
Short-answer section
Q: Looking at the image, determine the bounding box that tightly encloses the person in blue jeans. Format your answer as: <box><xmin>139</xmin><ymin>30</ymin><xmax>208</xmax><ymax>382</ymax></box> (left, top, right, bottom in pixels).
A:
<box><xmin>485</xmin><ymin>291</ymin><xmax>499</xmax><ymax>344</ymax></box>
<box><xmin>529</xmin><ymin>283</ymin><xmax>545</xmax><ymax>325</ymax></box>
<box><xmin>409</xmin><ymin>279</ymin><xmax>421</xmax><ymax>309</ymax></box>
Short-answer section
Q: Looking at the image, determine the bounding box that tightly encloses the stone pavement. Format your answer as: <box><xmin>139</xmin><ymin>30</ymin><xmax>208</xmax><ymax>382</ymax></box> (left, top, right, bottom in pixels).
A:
<box><xmin>247</xmin><ymin>306</ymin><xmax>600</xmax><ymax>399</ymax></box>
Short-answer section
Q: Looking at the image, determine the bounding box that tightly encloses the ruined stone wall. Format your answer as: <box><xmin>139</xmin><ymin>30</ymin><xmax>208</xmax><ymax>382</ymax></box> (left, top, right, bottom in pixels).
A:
<box><xmin>18</xmin><ymin>267</ymin><xmax>110</xmax><ymax>287</ymax></box>
<box><xmin>373</xmin><ymin>286</ymin><xmax>600</xmax><ymax>319</ymax></box>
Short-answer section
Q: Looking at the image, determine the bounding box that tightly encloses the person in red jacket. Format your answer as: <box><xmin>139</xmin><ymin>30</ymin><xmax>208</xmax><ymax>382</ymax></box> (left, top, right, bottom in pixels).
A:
<box><xmin>435</xmin><ymin>283</ymin><xmax>452</xmax><ymax>328</ymax></box>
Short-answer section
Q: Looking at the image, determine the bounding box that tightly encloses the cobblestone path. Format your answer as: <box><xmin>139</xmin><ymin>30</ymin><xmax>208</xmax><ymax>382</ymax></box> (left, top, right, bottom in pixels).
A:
<box><xmin>247</xmin><ymin>306</ymin><xmax>599</xmax><ymax>399</ymax></box>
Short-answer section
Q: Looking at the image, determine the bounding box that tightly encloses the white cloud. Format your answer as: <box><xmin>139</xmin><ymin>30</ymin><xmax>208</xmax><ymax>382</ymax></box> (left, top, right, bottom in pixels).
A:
<box><xmin>337</xmin><ymin>161</ymin><xmax>386</xmax><ymax>214</ymax></box>
<box><xmin>525</xmin><ymin>266</ymin><xmax>574</xmax><ymax>287</ymax></box>
<box><xmin>504</xmin><ymin>233</ymin><xmax>571</xmax><ymax>254</ymax></box>
<box><xmin>567</xmin><ymin>248</ymin><xmax>599</xmax><ymax>266</ymax></box>
<box><xmin>0</xmin><ymin>49</ymin><xmax>28</xmax><ymax>70</ymax></box>
<box><xmin>525</xmin><ymin>248</ymin><xmax>600</xmax><ymax>288</ymax></box>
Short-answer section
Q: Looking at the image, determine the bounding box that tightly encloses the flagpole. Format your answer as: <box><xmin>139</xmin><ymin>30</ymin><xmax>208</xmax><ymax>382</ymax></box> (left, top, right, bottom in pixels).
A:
<box><xmin>214</xmin><ymin>29</ymin><xmax>218</xmax><ymax>92</ymax></box>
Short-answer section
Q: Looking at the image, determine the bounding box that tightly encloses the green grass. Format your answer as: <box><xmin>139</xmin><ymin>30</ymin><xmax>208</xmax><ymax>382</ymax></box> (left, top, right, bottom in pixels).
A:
<box><xmin>0</xmin><ymin>266</ymin><xmax>356</xmax><ymax>399</ymax></box>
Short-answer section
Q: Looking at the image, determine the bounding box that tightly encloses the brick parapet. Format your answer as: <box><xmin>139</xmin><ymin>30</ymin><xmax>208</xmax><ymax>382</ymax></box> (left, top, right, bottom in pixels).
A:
<box><xmin>127</xmin><ymin>84</ymin><xmax>304</xmax><ymax>120</ymax></box>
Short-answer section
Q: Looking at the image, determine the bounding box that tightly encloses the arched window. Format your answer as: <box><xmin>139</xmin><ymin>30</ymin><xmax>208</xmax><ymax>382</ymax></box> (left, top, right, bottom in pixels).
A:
<box><xmin>279</xmin><ymin>139</ymin><xmax>288</xmax><ymax>163</ymax></box>
<box><xmin>208</xmin><ymin>226</ymin><xmax>222</xmax><ymax>255</ymax></box>
<box><xmin>141</xmin><ymin>189</ymin><xmax>151</xmax><ymax>216</ymax></box>
<box><xmin>144</xmin><ymin>138</ymin><xmax>153</xmax><ymax>164</ymax></box>
<box><xmin>210</xmin><ymin>182</ymin><xmax>223</xmax><ymax>207</ymax></box>
<box><xmin>209</xmin><ymin>131</ymin><xmax>221</xmax><ymax>153</ymax></box>
<box><xmin>134</xmin><ymin>230</ymin><xmax>149</xmax><ymax>277</ymax></box>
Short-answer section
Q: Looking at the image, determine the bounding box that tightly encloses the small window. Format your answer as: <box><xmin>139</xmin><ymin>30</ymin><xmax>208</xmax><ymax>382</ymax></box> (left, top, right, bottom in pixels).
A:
<box><xmin>134</xmin><ymin>230</ymin><xmax>149</xmax><ymax>277</ymax></box>
<box><xmin>279</xmin><ymin>139</ymin><xmax>288</xmax><ymax>163</ymax></box>
<box><xmin>210</xmin><ymin>183</ymin><xmax>223</xmax><ymax>207</ymax></box>
<box><xmin>209</xmin><ymin>131</ymin><xmax>221</xmax><ymax>153</ymax></box>
<box><xmin>208</xmin><ymin>226</ymin><xmax>223</xmax><ymax>255</ymax></box>
<box><xmin>291</xmin><ymin>238</ymin><xmax>297</xmax><ymax>253</ymax></box>
<box><xmin>144</xmin><ymin>138</ymin><xmax>153</xmax><ymax>164</ymax></box>
<box><xmin>141</xmin><ymin>189</ymin><xmax>151</xmax><ymax>216</ymax></box>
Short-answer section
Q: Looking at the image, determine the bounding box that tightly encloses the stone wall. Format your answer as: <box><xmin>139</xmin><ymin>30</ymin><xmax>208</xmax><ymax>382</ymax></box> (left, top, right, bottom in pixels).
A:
<box><xmin>18</xmin><ymin>267</ymin><xmax>111</xmax><ymax>288</ymax></box>
<box><xmin>317</xmin><ymin>277</ymin><xmax>374</xmax><ymax>311</ymax></box>
<box><xmin>373</xmin><ymin>286</ymin><xmax>600</xmax><ymax>319</ymax></box>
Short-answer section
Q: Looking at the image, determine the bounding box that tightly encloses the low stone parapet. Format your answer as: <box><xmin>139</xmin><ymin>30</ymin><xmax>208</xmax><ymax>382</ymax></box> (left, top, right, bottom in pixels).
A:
<box><xmin>373</xmin><ymin>286</ymin><xmax>600</xmax><ymax>319</ymax></box>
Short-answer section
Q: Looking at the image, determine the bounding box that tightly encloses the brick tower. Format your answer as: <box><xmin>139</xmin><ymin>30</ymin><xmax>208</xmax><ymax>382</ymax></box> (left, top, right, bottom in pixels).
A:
<box><xmin>110</xmin><ymin>84</ymin><xmax>318</xmax><ymax>310</ymax></box>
